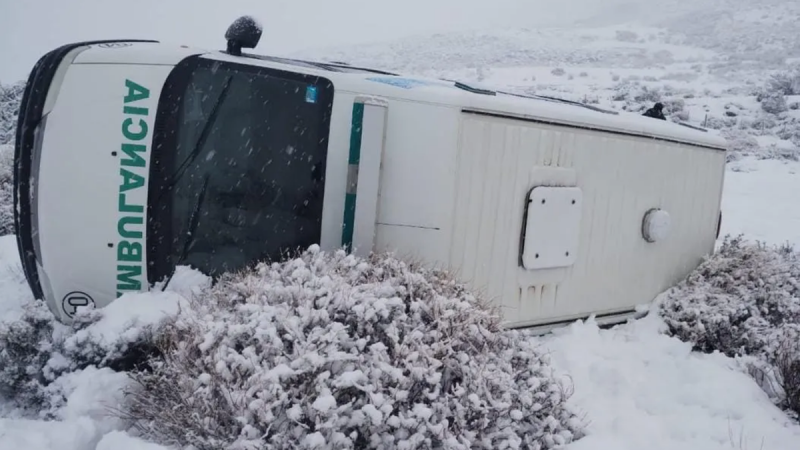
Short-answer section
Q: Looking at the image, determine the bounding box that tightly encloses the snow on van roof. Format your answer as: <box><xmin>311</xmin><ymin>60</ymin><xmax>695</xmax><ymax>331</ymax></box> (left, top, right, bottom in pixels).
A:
<box><xmin>230</xmin><ymin>53</ymin><xmax>724</xmax><ymax>149</ymax></box>
<box><xmin>332</xmin><ymin>71</ymin><xmax>727</xmax><ymax>150</ymax></box>
<box><xmin>91</xmin><ymin>42</ymin><xmax>726</xmax><ymax>150</ymax></box>
<box><xmin>467</xmin><ymin>87</ymin><xmax>728</xmax><ymax>150</ymax></box>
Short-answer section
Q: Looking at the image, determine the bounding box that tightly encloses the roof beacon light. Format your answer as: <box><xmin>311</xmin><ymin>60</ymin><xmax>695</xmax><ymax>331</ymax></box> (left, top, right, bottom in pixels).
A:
<box><xmin>225</xmin><ymin>15</ymin><xmax>262</xmax><ymax>56</ymax></box>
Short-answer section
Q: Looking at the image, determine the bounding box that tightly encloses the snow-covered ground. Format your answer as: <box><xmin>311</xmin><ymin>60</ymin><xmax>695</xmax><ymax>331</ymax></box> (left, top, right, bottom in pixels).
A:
<box><xmin>4</xmin><ymin>0</ymin><xmax>800</xmax><ymax>448</ymax></box>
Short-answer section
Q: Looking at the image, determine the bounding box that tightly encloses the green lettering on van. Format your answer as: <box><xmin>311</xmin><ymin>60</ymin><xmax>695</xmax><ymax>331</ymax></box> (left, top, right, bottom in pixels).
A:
<box><xmin>122</xmin><ymin>118</ymin><xmax>148</xmax><ymax>141</ymax></box>
<box><xmin>116</xmin><ymin>265</ymin><xmax>142</xmax><ymax>296</ymax></box>
<box><xmin>124</xmin><ymin>80</ymin><xmax>150</xmax><ymax>104</ymax></box>
<box><xmin>116</xmin><ymin>78</ymin><xmax>151</xmax><ymax>296</ymax></box>
<box><xmin>120</xmin><ymin>143</ymin><xmax>147</xmax><ymax>167</ymax></box>
<box><xmin>118</xmin><ymin>216</ymin><xmax>144</xmax><ymax>239</ymax></box>
<box><xmin>120</xmin><ymin>168</ymin><xmax>145</xmax><ymax>192</ymax></box>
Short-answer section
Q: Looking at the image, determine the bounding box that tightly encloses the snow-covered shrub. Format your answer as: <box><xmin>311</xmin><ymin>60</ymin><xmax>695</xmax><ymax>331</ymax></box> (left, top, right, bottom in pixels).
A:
<box><xmin>703</xmin><ymin>115</ymin><xmax>738</xmax><ymax>130</ymax></box>
<box><xmin>748</xmin><ymin>115</ymin><xmax>780</xmax><ymax>134</ymax></box>
<box><xmin>0</xmin><ymin>300</ymin><xmax>58</xmax><ymax>409</ymax></box>
<box><xmin>662</xmin><ymin>98</ymin><xmax>686</xmax><ymax>119</ymax></box>
<box><xmin>615</xmin><ymin>30</ymin><xmax>638</xmax><ymax>43</ymax></box>
<box><xmin>0</xmin><ymin>144</ymin><xmax>15</xmax><ymax>236</ymax></box>
<box><xmin>671</xmin><ymin>110</ymin><xmax>690</xmax><ymax>122</ymax></box>
<box><xmin>551</xmin><ymin>67</ymin><xmax>566</xmax><ymax>77</ymax></box>
<box><xmin>610</xmin><ymin>80</ymin><xmax>662</xmax><ymax>106</ymax></box>
<box><xmin>760</xmin><ymin>92</ymin><xmax>788</xmax><ymax>114</ymax></box>
<box><xmin>0</xmin><ymin>81</ymin><xmax>24</xmax><ymax>145</ymax></box>
<box><xmin>124</xmin><ymin>247</ymin><xmax>585</xmax><ymax>450</ymax></box>
<box><xmin>657</xmin><ymin>235</ymin><xmax>800</xmax><ymax>416</ymax></box>
<box><xmin>775</xmin><ymin>120</ymin><xmax>800</xmax><ymax>146</ymax></box>
<box><xmin>767</xmin><ymin>69</ymin><xmax>800</xmax><ymax>96</ymax></box>
<box><xmin>661</xmin><ymin>72</ymin><xmax>699</xmax><ymax>82</ymax></box>
<box><xmin>652</xmin><ymin>50</ymin><xmax>674</xmax><ymax>65</ymax></box>
<box><xmin>0</xmin><ymin>80</ymin><xmax>22</xmax><ymax>236</ymax></box>
<box><xmin>659</xmin><ymin>235</ymin><xmax>800</xmax><ymax>357</ymax></box>
<box><xmin>721</xmin><ymin>129</ymin><xmax>760</xmax><ymax>160</ymax></box>
<box><xmin>0</xmin><ymin>294</ymin><xmax>176</xmax><ymax>416</ymax></box>
<box><xmin>773</xmin><ymin>335</ymin><xmax>800</xmax><ymax>418</ymax></box>
<box><xmin>723</xmin><ymin>102</ymin><xmax>745</xmax><ymax>117</ymax></box>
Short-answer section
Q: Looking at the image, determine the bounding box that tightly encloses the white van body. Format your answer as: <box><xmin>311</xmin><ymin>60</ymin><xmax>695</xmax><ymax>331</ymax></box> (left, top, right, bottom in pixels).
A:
<box><xmin>14</xmin><ymin>38</ymin><xmax>727</xmax><ymax>327</ymax></box>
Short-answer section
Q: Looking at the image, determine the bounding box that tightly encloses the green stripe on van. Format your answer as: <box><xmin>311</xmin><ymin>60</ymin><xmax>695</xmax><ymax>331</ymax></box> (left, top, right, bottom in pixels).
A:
<box><xmin>341</xmin><ymin>103</ymin><xmax>364</xmax><ymax>251</ymax></box>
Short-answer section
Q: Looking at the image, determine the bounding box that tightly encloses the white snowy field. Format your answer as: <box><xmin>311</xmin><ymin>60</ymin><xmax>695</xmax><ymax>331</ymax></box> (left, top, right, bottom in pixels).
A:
<box><xmin>3</xmin><ymin>0</ymin><xmax>800</xmax><ymax>448</ymax></box>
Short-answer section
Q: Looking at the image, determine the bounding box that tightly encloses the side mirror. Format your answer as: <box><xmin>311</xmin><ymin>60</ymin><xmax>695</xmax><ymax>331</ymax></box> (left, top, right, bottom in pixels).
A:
<box><xmin>225</xmin><ymin>15</ymin><xmax>262</xmax><ymax>56</ymax></box>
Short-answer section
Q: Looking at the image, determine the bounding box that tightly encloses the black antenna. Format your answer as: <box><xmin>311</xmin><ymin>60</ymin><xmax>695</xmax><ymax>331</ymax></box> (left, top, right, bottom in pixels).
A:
<box><xmin>225</xmin><ymin>15</ymin><xmax>262</xmax><ymax>56</ymax></box>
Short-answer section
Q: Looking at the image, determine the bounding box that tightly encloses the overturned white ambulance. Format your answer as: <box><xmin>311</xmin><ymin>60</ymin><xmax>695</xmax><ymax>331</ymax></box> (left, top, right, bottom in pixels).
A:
<box><xmin>13</xmin><ymin>17</ymin><xmax>727</xmax><ymax>328</ymax></box>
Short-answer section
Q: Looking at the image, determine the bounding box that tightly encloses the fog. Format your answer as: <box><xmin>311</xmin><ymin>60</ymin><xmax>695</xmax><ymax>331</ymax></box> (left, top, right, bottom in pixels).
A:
<box><xmin>0</xmin><ymin>0</ymin><xmax>662</xmax><ymax>82</ymax></box>
<box><xmin>1</xmin><ymin>0</ymin><xmax>779</xmax><ymax>82</ymax></box>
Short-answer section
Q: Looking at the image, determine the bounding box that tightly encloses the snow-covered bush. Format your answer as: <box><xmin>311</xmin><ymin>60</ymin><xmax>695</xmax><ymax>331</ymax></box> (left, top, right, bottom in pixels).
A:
<box><xmin>0</xmin><ymin>294</ymin><xmax>177</xmax><ymax>416</ymax></box>
<box><xmin>0</xmin><ymin>144</ymin><xmax>15</xmax><ymax>236</ymax></box>
<box><xmin>0</xmin><ymin>80</ymin><xmax>22</xmax><ymax>236</ymax></box>
<box><xmin>615</xmin><ymin>30</ymin><xmax>638</xmax><ymax>43</ymax></box>
<box><xmin>747</xmin><ymin>115</ymin><xmax>780</xmax><ymax>134</ymax></box>
<box><xmin>767</xmin><ymin>68</ymin><xmax>800</xmax><ymax>96</ymax></box>
<box><xmin>651</xmin><ymin>50</ymin><xmax>674</xmax><ymax>65</ymax></box>
<box><xmin>773</xmin><ymin>337</ymin><xmax>800</xmax><ymax>417</ymax></box>
<box><xmin>0</xmin><ymin>300</ymin><xmax>58</xmax><ymax>410</ymax></box>
<box><xmin>124</xmin><ymin>247</ymin><xmax>585</xmax><ymax>450</ymax></box>
<box><xmin>661</xmin><ymin>98</ymin><xmax>687</xmax><ymax>119</ymax></box>
<box><xmin>551</xmin><ymin>67</ymin><xmax>566</xmax><ymax>77</ymax></box>
<box><xmin>610</xmin><ymin>80</ymin><xmax>661</xmax><ymax>105</ymax></box>
<box><xmin>661</xmin><ymin>72</ymin><xmax>699</xmax><ymax>82</ymax></box>
<box><xmin>760</xmin><ymin>92</ymin><xmax>788</xmax><ymax>114</ymax></box>
<box><xmin>703</xmin><ymin>115</ymin><xmax>738</xmax><ymax>130</ymax></box>
<box><xmin>775</xmin><ymin>120</ymin><xmax>800</xmax><ymax>147</ymax></box>
<box><xmin>721</xmin><ymin>129</ymin><xmax>760</xmax><ymax>160</ymax></box>
<box><xmin>658</xmin><ymin>235</ymin><xmax>800</xmax><ymax>417</ymax></box>
<box><xmin>0</xmin><ymin>81</ymin><xmax>24</xmax><ymax>146</ymax></box>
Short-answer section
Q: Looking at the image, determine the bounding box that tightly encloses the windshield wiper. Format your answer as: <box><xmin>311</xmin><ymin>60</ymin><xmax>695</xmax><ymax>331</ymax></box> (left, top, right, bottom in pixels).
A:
<box><xmin>152</xmin><ymin>74</ymin><xmax>233</xmax><ymax>211</ymax></box>
<box><xmin>161</xmin><ymin>173</ymin><xmax>211</xmax><ymax>290</ymax></box>
<box><xmin>155</xmin><ymin>76</ymin><xmax>231</xmax><ymax>290</ymax></box>
<box><xmin>169</xmin><ymin>75</ymin><xmax>233</xmax><ymax>189</ymax></box>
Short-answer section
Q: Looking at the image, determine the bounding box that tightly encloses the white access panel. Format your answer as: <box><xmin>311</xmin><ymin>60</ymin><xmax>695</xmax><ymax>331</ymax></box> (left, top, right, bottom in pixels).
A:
<box><xmin>521</xmin><ymin>186</ymin><xmax>583</xmax><ymax>270</ymax></box>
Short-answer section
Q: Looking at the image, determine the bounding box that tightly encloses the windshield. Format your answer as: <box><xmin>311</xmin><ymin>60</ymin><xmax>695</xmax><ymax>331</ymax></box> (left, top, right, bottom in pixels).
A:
<box><xmin>147</xmin><ymin>56</ymin><xmax>334</xmax><ymax>284</ymax></box>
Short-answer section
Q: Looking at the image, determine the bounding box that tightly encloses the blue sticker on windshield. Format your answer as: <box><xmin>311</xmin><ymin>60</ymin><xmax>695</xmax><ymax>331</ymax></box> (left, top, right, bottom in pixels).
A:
<box><xmin>366</xmin><ymin>77</ymin><xmax>433</xmax><ymax>89</ymax></box>
<box><xmin>305</xmin><ymin>86</ymin><xmax>318</xmax><ymax>103</ymax></box>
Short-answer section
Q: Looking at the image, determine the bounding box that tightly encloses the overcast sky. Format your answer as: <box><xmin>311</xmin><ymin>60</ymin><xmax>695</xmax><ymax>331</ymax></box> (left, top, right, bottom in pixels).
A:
<box><xmin>0</xmin><ymin>0</ymin><xmax>653</xmax><ymax>82</ymax></box>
